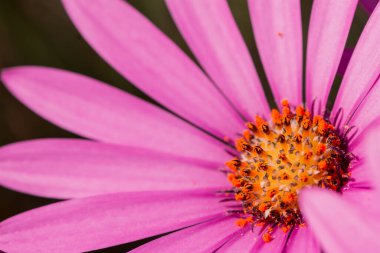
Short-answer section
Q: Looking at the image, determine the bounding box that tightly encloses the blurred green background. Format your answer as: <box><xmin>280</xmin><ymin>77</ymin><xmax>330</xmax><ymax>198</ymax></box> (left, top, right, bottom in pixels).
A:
<box><xmin>0</xmin><ymin>0</ymin><xmax>369</xmax><ymax>252</ymax></box>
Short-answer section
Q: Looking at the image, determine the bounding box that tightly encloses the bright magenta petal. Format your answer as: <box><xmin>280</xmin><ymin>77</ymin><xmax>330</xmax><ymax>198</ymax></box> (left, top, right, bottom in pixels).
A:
<box><xmin>166</xmin><ymin>0</ymin><xmax>269</xmax><ymax>119</ymax></box>
<box><xmin>251</xmin><ymin>228</ymin><xmax>289</xmax><ymax>252</ymax></box>
<box><xmin>218</xmin><ymin>228</ymin><xmax>260</xmax><ymax>253</ymax></box>
<box><xmin>333</xmin><ymin>4</ymin><xmax>380</xmax><ymax>119</ymax></box>
<box><xmin>346</xmin><ymin>163</ymin><xmax>374</xmax><ymax>189</ymax></box>
<box><xmin>348</xmin><ymin>125</ymin><xmax>380</xmax><ymax>193</ymax></box>
<box><xmin>348</xmin><ymin>78</ymin><xmax>380</xmax><ymax>142</ymax></box>
<box><xmin>300</xmin><ymin>188</ymin><xmax>380</xmax><ymax>253</ymax></box>
<box><xmin>131</xmin><ymin>217</ymin><xmax>240</xmax><ymax>253</ymax></box>
<box><xmin>342</xmin><ymin>189</ymin><xmax>379</xmax><ymax>215</ymax></box>
<box><xmin>306</xmin><ymin>0</ymin><xmax>357</xmax><ymax>108</ymax></box>
<box><xmin>342</xmin><ymin>127</ymin><xmax>380</xmax><ymax>217</ymax></box>
<box><xmin>249</xmin><ymin>0</ymin><xmax>302</xmax><ymax>106</ymax></box>
<box><xmin>285</xmin><ymin>228</ymin><xmax>320</xmax><ymax>253</ymax></box>
<box><xmin>0</xmin><ymin>190</ymin><xmax>223</xmax><ymax>253</ymax></box>
<box><xmin>365</xmin><ymin>127</ymin><xmax>380</xmax><ymax>190</ymax></box>
<box><xmin>1</xmin><ymin>66</ymin><xmax>230</xmax><ymax>162</ymax></box>
<box><xmin>0</xmin><ymin>139</ymin><xmax>229</xmax><ymax>199</ymax></box>
<box><xmin>351</xmin><ymin>126</ymin><xmax>380</xmax><ymax>190</ymax></box>
<box><xmin>61</xmin><ymin>0</ymin><xmax>243</xmax><ymax>138</ymax></box>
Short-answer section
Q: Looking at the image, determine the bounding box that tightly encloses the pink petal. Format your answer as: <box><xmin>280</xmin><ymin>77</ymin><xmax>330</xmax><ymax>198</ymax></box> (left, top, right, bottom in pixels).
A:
<box><xmin>251</xmin><ymin>228</ymin><xmax>289</xmax><ymax>252</ymax></box>
<box><xmin>348</xmin><ymin>125</ymin><xmax>380</xmax><ymax>193</ymax></box>
<box><xmin>342</xmin><ymin>189</ymin><xmax>380</xmax><ymax>215</ymax></box>
<box><xmin>131</xmin><ymin>217</ymin><xmax>240</xmax><ymax>253</ymax></box>
<box><xmin>1</xmin><ymin>66</ymin><xmax>230</xmax><ymax>162</ymax></box>
<box><xmin>166</xmin><ymin>0</ymin><xmax>269</xmax><ymax>119</ymax></box>
<box><xmin>365</xmin><ymin>127</ymin><xmax>380</xmax><ymax>189</ymax></box>
<box><xmin>340</xmin><ymin>127</ymin><xmax>380</xmax><ymax>227</ymax></box>
<box><xmin>347</xmin><ymin>77</ymin><xmax>380</xmax><ymax>143</ymax></box>
<box><xmin>61</xmin><ymin>0</ymin><xmax>243</xmax><ymax>137</ymax></box>
<box><xmin>332</xmin><ymin>4</ymin><xmax>380</xmax><ymax>119</ymax></box>
<box><xmin>344</xmin><ymin>126</ymin><xmax>380</xmax><ymax>213</ymax></box>
<box><xmin>306</xmin><ymin>0</ymin><xmax>357</xmax><ymax>108</ymax></box>
<box><xmin>351</xmin><ymin>126</ymin><xmax>380</xmax><ymax>189</ymax></box>
<box><xmin>347</xmin><ymin>163</ymin><xmax>374</xmax><ymax>189</ymax></box>
<box><xmin>0</xmin><ymin>139</ymin><xmax>229</xmax><ymax>199</ymax></box>
<box><xmin>218</xmin><ymin>228</ymin><xmax>261</xmax><ymax>253</ymax></box>
<box><xmin>345</xmin><ymin>129</ymin><xmax>374</xmax><ymax>188</ymax></box>
<box><xmin>0</xmin><ymin>190</ymin><xmax>224</xmax><ymax>253</ymax></box>
<box><xmin>248</xmin><ymin>0</ymin><xmax>302</xmax><ymax>106</ymax></box>
<box><xmin>300</xmin><ymin>188</ymin><xmax>380</xmax><ymax>253</ymax></box>
<box><xmin>285</xmin><ymin>228</ymin><xmax>320</xmax><ymax>253</ymax></box>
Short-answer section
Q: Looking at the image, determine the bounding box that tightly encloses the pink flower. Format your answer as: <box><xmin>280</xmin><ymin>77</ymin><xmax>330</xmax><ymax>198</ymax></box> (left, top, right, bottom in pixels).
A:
<box><xmin>1</xmin><ymin>0</ymin><xmax>380</xmax><ymax>252</ymax></box>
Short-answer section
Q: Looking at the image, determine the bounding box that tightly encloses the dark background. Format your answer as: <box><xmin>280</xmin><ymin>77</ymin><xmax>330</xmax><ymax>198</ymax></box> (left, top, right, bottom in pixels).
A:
<box><xmin>0</xmin><ymin>1</ymin><xmax>369</xmax><ymax>252</ymax></box>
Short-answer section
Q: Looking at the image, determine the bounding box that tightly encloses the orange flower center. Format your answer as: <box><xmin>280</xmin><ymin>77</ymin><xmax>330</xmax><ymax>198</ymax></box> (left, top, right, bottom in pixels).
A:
<box><xmin>226</xmin><ymin>100</ymin><xmax>351</xmax><ymax>240</ymax></box>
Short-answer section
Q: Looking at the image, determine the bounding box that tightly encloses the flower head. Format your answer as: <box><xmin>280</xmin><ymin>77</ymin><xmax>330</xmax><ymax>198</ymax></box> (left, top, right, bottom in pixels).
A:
<box><xmin>227</xmin><ymin>102</ymin><xmax>351</xmax><ymax>230</ymax></box>
<box><xmin>1</xmin><ymin>0</ymin><xmax>380</xmax><ymax>252</ymax></box>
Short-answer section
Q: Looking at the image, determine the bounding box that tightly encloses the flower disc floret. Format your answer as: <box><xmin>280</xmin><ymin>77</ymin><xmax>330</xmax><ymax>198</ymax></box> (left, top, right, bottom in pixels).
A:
<box><xmin>226</xmin><ymin>100</ymin><xmax>351</xmax><ymax>233</ymax></box>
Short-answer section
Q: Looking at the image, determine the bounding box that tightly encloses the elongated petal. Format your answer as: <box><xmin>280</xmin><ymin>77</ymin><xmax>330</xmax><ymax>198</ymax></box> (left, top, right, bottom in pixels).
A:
<box><xmin>349</xmin><ymin>125</ymin><xmax>380</xmax><ymax>191</ymax></box>
<box><xmin>347</xmin><ymin>126</ymin><xmax>380</xmax><ymax>191</ymax></box>
<box><xmin>306</xmin><ymin>0</ymin><xmax>357</xmax><ymax>108</ymax></box>
<box><xmin>348</xmin><ymin>78</ymin><xmax>380</xmax><ymax>143</ymax></box>
<box><xmin>131</xmin><ymin>217</ymin><xmax>240</xmax><ymax>253</ymax></box>
<box><xmin>1</xmin><ymin>66</ymin><xmax>230</xmax><ymax>162</ymax></box>
<box><xmin>300</xmin><ymin>188</ymin><xmax>380</xmax><ymax>253</ymax></box>
<box><xmin>0</xmin><ymin>190</ymin><xmax>224</xmax><ymax>253</ymax></box>
<box><xmin>0</xmin><ymin>139</ymin><xmax>229</xmax><ymax>199</ymax></box>
<box><xmin>285</xmin><ymin>228</ymin><xmax>320</xmax><ymax>253</ymax></box>
<box><xmin>61</xmin><ymin>0</ymin><xmax>243</xmax><ymax>137</ymax></box>
<box><xmin>166</xmin><ymin>0</ymin><xmax>269</xmax><ymax>119</ymax></box>
<box><xmin>218</xmin><ymin>228</ymin><xmax>261</xmax><ymax>253</ymax></box>
<box><xmin>251</xmin><ymin>228</ymin><xmax>288</xmax><ymax>252</ymax></box>
<box><xmin>366</xmin><ymin>127</ymin><xmax>380</xmax><ymax>190</ymax></box>
<box><xmin>332</xmin><ymin>4</ymin><xmax>380</xmax><ymax>119</ymax></box>
<box><xmin>343</xmin><ymin>189</ymin><xmax>380</xmax><ymax>215</ymax></box>
<box><xmin>346</xmin><ymin>163</ymin><xmax>374</xmax><ymax>190</ymax></box>
<box><xmin>351</xmin><ymin>126</ymin><xmax>380</xmax><ymax>190</ymax></box>
<box><xmin>249</xmin><ymin>0</ymin><xmax>302</xmax><ymax>106</ymax></box>
<box><xmin>344</xmin><ymin>125</ymin><xmax>380</xmax><ymax>213</ymax></box>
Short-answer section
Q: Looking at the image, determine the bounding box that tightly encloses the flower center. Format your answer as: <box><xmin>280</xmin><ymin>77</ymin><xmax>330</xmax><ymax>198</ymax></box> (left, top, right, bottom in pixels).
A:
<box><xmin>225</xmin><ymin>100</ymin><xmax>351</xmax><ymax>242</ymax></box>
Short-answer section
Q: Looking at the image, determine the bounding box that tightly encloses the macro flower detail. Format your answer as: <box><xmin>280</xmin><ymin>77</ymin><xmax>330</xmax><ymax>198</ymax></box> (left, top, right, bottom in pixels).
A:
<box><xmin>226</xmin><ymin>101</ymin><xmax>351</xmax><ymax>238</ymax></box>
<box><xmin>1</xmin><ymin>0</ymin><xmax>380</xmax><ymax>253</ymax></box>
